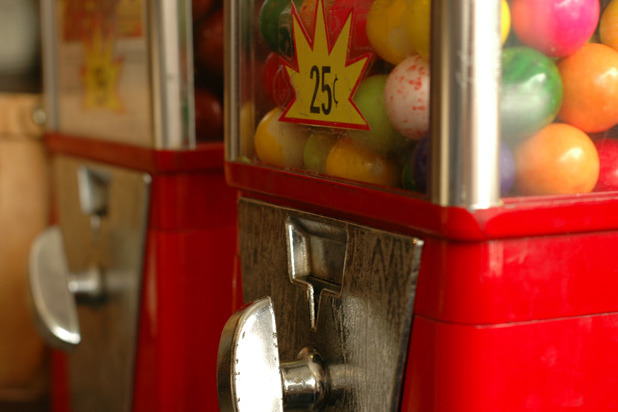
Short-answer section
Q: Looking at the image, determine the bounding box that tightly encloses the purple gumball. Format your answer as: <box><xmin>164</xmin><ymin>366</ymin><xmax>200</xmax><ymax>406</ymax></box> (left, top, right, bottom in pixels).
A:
<box><xmin>412</xmin><ymin>135</ymin><xmax>430</xmax><ymax>193</ymax></box>
<box><xmin>500</xmin><ymin>143</ymin><xmax>516</xmax><ymax>195</ymax></box>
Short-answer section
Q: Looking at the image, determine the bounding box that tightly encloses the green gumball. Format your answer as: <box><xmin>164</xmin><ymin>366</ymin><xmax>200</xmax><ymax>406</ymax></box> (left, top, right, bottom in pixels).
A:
<box><xmin>501</xmin><ymin>47</ymin><xmax>563</xmax><ymax>142</ymax></box>
<box><xmin>349</xmin><ymin>75</ymin><xmax>409</xmax><ymax>155</ymax></box>
<box><xmin>303</xmin><ymin>132</ymin><xmax>337</xmax><ymax>173</ymax></box>
<box><xmin>258</xmin><ymin>0</ymin><xmax>302</xmax><ymax>56</ymax></box>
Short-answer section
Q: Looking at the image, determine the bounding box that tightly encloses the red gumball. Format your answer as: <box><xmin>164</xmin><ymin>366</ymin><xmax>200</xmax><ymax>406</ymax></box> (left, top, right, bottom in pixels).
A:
<box><xmin>262</xmin><ymin>52</ymin><xmax>294</xmax><ymax>108</ymax></box>
<box><xmin>594</xmin><ymin>137</ymin><xmax>618</xmax><ymax>191</ymax></box>
<box><xmin>195</xmin><ymin>8</ymin><xmax>224</xmax><ymax>75</ymax></box>
<box><xmin>192</xmin><ymin>0</ymin><xmax>214</xmax><ymax>22</ymax></box>
<box><xmin>298</xmin><ymin>0</ymin><xmax>372</xmax><ymax>57</ymax></box>
<box><xmin>194</xmin><ymin>88</ymin><xmax>223</xmax><ymax>141</ymax></box>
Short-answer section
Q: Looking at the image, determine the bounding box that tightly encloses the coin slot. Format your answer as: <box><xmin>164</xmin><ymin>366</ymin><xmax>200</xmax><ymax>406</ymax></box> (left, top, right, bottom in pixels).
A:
<box><xmin>285</xmin><ymin>216</ymin><xmax>347</xmax><ymax>330</ymax></box>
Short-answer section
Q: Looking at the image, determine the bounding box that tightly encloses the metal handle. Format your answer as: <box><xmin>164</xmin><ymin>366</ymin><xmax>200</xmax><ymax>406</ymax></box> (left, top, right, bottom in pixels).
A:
<box><xmin>217</xmin><ymin>297</ymin><xmax>327</xmax><ymax>412</ymax></box>
<box><xmin>29</xmin><ymin>225</ymin><xmax>105</xmax><ymax>351</ymax></box>
<box><xmin>29</xmin><ymin>226</ymin><xmax>80</xmax><ymax>351</ymax></box>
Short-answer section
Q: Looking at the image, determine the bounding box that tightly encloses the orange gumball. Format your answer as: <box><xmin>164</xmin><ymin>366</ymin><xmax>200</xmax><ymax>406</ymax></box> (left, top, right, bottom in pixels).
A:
<box><xmin>515</xmin><ymin>123</ymin><xmax>599</xmax><ymax>196</ymax></box>
<box><xmin>325</xmin><ymin>137</ymin><xmax>400</xmax><ymax>187</ymax></box>
<box><xmin>558</xmin><ymin>43</ymin><xmax>618</xmax><ymax>133</ymax></box>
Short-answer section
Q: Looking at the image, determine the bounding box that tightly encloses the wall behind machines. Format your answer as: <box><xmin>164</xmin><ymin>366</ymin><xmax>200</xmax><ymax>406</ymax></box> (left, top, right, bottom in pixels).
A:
<box><xmin>0</xmin><ymin>0</ymin><xmax>51</xmax><ymax>411</ymax></box>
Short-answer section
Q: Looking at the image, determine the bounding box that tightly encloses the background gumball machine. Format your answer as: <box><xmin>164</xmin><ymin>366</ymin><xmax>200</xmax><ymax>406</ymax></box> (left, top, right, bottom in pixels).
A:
<box><xmin>28</xmin><ymin>1</ymin><xmax>235</xmax><ymax>411</ymax></box>
<box><xmin>219</xmin><ymin>0</ymin><xmax>618</xmax><ymax>410</ymax></box>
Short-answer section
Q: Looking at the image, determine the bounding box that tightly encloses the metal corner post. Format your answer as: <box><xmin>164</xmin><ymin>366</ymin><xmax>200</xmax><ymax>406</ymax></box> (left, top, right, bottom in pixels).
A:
<box><xmin>429</xmin><ymin>0</ymin><xmax>502</xmax><ymax>209</ymax></box>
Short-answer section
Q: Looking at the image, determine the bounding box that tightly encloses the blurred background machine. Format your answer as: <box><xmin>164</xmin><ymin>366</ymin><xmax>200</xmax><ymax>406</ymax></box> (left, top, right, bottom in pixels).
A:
<box><xmin>24</xmin><ymin>1</ymin><xmax>235</xmax><ymax>411</ymax></box>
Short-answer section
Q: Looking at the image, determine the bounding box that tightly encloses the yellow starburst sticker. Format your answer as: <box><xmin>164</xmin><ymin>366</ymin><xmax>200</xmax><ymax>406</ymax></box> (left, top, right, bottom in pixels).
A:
<box><xmin>280</xmin><ymin>0</ymin><xmax>370</xmax><ymax>130</ymax></box>
<box><xmin>81</xmin><ymin>27</ymin><xmax>124</xmax><ymax>111</ymax></box>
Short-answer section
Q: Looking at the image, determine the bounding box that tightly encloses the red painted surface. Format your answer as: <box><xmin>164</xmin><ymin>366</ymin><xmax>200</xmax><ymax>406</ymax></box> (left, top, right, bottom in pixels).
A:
<box><xmin>402</xmin><ymin>314</ymin><xmax>618</xmax><ymax>411</ymax></box>
<box><xmin>47</xmin><ymin>135</ymin><xmax>238</xmax><ymax>412</ymax></box>
<box><xmin>415</xmin><ymin>234</ymin><xmax>618</xmax><ymax>324</ymax></box>
<box><xmin>226</xmin><ymin>161</ymin><xmax>618</xmax><ymax>240</ymax></box>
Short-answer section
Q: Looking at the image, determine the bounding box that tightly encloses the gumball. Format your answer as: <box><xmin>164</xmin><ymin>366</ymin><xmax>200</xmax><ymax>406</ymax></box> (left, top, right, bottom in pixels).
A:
<box><xmin>593</xmin><ymin>138</ymin><xmax>618</xmax><ymax>191</ymax></box>
<box><xmin>254</xmin><ymin>107</ymin><xmax>310</xmax><ymax>168</ymax></box>
<box><xmin>299</xmin><ymin>0</ymin><xmax>372</xmax><ymax>57</ymax></box>
<box><xmin>239</xmin><ymin>102</ymin><xmax>256</xmax><ymax>159</ymax></box>
<box><xmin>501</xmin><ymin>0</ymin><xmax>511</xmax><ymax>44</ymax></box>
<box><xmin>366</xmin><ymin>0</ymin><xmax>414</xmax><ymax>65</ymax></box>
<box><xmin>501</xmin><ymin>47</ymin><xmax>563</xmax><ymax>142</ymax></box>
<box><xmin>349</xmin><ymin>75</ymin><xmax>409</xmax><ymax>154</ymax></box>
<box><xmin>303</xmin><ymin>132</ymin><xmax>337</xmax><ymax>173</ymax></box>
<box><xmin>411</xmin><ymin>135</ymin><xmax>430</xmax><ymax>193</ymax></box>
<box><xmin>259</xmin><ymin>0</ymin><xmax>302</xmax><ymax>56</ymax></box>
<box><xmin>325</xmin><ymin>137</ymin><xmax>400</xmax><ymax>187</ymax></box>
<box><xmin>194</xmin><ymin>88</ymin><xmax>223</xmax><ymax>141</ymax></box>
<box><xmin>514</xmin><ymin>123</ymin><xmax>599</xmax><ymax>195</ymax></box>
<box><xmin>262</xmin><ymin>52</ymin><xmax>294</xmax><ymax>108</ymax></box>
<box><xmin>500</xmin><ymin>143</ymin><xmax>515</xmax><ymax>195</ymax></box>
<box><xmin>403</xmin><ymin>0</ymin><xmax>430</xmax><ymax>60</ymax></box>
<box><xmin>195</xmin><ymin>8</ymin><xmax>224</xmax><ymax>75</ymax></box>
<box><xmin>192</xmin><ymin>0</ymin><xmax>214</xmax><ymax>22</ymax></box>
<box><xmin>510</xmin><ymin>0</ymin><xmax>599</xmax><ymax>57</ymax></box>
<box><xmin>600</xmin><ymin>0</ymin><xmax>618</xmax><ymax>51</ymax></box>
<box><xmin>384</xmin><ymin>54</ymin><xmax>430</xmax><ymax>140</ymax></box>
<box><xmin>558</xmin><ymin>43</ymin><xmax>618</xmax><ymax>133</ymax></box>
<box><xmin>401</xmin><ymin>159</ymin><xmax>417</xmax><ymax>191</ymax></box>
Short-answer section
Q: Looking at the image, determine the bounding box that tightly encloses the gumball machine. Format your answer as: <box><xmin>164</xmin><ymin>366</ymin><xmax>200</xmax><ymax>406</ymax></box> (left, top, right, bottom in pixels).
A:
<box><xmin>28</xmin><ymin>1</ymin><xmax>235</xmax><ymax>411</ymax></box>
<box><xmin>218</xmin><ymin>0</ymin><xmax>618</xmax><ymax>410</ymax></box>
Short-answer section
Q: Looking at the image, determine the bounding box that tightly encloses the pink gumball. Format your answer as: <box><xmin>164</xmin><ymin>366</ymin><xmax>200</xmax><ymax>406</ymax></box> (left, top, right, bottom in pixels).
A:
<box><xmin>384</xmin><ymin>54</ymin><xmax>430</xmax><ymax>140</ymax></box>
<box><xmin>511</xmin><ymin>0</ymin><xmax>600</xmax><ymax>57</ymax></box>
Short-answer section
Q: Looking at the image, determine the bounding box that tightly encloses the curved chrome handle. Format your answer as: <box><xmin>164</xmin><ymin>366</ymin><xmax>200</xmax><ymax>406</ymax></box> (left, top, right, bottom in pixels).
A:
<box><xmin>29</xmin><ymin>225</ymin><xmax>81</xmax><ymax>351</ymax></box>
<box><xmin>217</xmin><ymin>297</ymin><xmax>326</xmax><ymax>412</ymax></box>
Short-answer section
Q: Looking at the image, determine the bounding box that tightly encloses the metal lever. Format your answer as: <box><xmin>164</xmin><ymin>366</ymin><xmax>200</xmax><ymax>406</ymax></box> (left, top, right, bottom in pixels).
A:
<box><xmin>217</xmin><ymin>297</ymin><xmax>327</xmax><ymax>412</ymax></box>
<box><xmin>29</xmin><ymin>225</ymin><xmax>104</xmax><ymax>351</ymax></box>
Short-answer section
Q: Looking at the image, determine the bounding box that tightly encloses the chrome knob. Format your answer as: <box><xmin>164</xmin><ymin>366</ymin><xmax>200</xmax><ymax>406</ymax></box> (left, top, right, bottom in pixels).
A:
<box><xmin>29</xmin><ymin>226</ymin><xmax>104</xmax><ymax>351</ymax></box>
<box><xmin>217</xmin><ymin>297</ymin><xmax>327</xmax><ymax>412</ymax></box>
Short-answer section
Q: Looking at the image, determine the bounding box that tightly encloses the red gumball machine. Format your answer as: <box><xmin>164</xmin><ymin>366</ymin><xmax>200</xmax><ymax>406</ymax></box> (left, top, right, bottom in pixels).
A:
<box><xmin>28</xmin><ymin>1</ymin><xmax>235</xmax><ymax>411</ymax></box>
<box><xmin>218</xmin><ymin>0</ymin><xmax>618</xmax><ymax>410</ymax></box>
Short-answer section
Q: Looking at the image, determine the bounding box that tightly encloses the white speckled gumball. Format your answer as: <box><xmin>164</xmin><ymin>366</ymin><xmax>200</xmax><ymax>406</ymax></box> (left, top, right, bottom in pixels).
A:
<box><xmin>384</xmin><ymin>54</ymin><xmax>430</xmax><ymax>140</ymax></box>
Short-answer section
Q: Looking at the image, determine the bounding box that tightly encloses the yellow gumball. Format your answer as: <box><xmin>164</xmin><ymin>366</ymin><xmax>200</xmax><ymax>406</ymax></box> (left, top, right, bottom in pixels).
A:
<box><xmin>254</xmin><ymin>107</ymin><xmax>309</xmax><ymax>169</ymax></box>
<box><xmin>501</xmin><ymin>0</ymin><xmax>511</xmax><ymax>45</ymax></box>
<box><xmin>404</xmin><ymin>0</ymin><xmax>430</xmax><ymax>60</ymax></box>
<box><xmin>325</xmin><ymin>137</ymin><xmax>400</xmax><ymax>187</ymax></box>
<box><xmin>403</xmin><ymin>0</ymin><xmax>509</xmax><ymax>61</ymax></box>
<box><xmin>601</xmin><ymin>0</ymin><xmax>618</xmax><ymax>51</ymax></box>
<box><xmin>366</xmin><ymin>0</ymin><xmax>415</xmax><ymax>65</ymax></box>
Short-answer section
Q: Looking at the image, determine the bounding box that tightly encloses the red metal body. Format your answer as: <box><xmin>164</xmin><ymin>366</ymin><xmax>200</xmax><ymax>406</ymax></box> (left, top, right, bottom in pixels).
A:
<box><xmin>227</xmin><ymin>161</ymin><xmax>618</xmax><ymax>411</ymax></box>
<box><xmin>47</xmin><ymin>134</ymin><xmax>237</xmax><ymax>412</ymax></box>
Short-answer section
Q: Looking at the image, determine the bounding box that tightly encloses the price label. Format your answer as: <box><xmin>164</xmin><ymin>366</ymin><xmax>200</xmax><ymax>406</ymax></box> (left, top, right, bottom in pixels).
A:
<box><xmin>280</xmin><ymin>0</ymin><xmax>370</xmax><ymax>130</ymax></box>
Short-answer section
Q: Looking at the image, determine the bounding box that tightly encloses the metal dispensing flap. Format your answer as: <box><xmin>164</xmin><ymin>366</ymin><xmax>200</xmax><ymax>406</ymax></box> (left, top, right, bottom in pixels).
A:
<box><xmin>29</xmin><ymin>225</ymin><xmax>81</xmax><ymax>351</ymax></box>
<box><xmin>232</xmin><ymin>198</ymin><xmax>423</xmax><ymax>412</ymax></box>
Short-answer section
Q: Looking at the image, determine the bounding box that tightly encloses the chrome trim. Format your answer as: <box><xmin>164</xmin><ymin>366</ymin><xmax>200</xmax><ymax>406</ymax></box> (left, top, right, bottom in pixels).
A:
<box><xmin>224</xmin><ymin>0</ymin><xmax>241</xmax><ymax>160</ymax></box>
<box><xmin>430</xmin><ymin>0</ymin><xmax>502</xmax><ymax>209</ymax></box>
<box><xmin>40</xmin><ymin>0</ymin><xmax>58</xmax><ymax>130</ymax></box>
<box><xmin>149</xmin><ymin>0</ymin><xmax>195</xmax><ymax>149</ymax></box>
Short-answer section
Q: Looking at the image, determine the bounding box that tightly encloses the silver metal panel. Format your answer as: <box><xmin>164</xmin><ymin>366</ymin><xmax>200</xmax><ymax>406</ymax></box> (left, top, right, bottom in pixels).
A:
<box><xmin>237</xmin><ymin>198</ymin><xmax>423</xmax><ymax>412</ymax></box>
<box><xmin>52</xmin><ymin>156</ymin><xmax>150</xmax><ymax>412</ymax></box>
